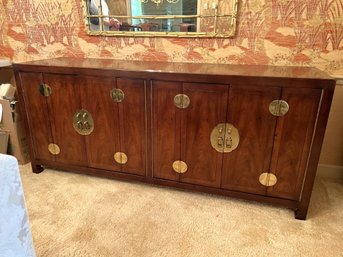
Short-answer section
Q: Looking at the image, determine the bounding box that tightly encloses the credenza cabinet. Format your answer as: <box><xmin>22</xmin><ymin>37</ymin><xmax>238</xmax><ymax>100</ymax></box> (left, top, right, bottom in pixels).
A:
<box><xmin>14</xmin><ymin>58</ymin><xmax>335</xmax><ymax>220</ymax></box>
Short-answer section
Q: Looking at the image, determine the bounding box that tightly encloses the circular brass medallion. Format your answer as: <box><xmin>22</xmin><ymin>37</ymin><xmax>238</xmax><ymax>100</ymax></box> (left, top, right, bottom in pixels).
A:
<box><xmin>110</xmin><ymin>89</ymin><xmax>125</xmax><ymax>103</ymax></box>
<box><xmin>73</xmin><ymin>109</ymin><xmax>94</xmax><ymax>136</ymax></box>
<box><xmin>114</xmin><ymin>152</ymin><xmax>128</xmax><ymax>164</ymax></box>
<box><xmin>172</xmin><ymin>160</ymin><xmax>188</xmax><ymax>174</ymax></box>
<box><xmin>174</xmin><ymin>94</ymin><xmax>190</xmax><ymax>109</ymax></box>
<box><xmin>48</xmin><ymin>143</ymin><xmax>60</xmax><ymax>155</ymax></box>
<box><xmin>259</xmin><ymin>172</ymin><xmax>277</xmax><ymax>187</ymax></box>
<box><xmin>269</xmin><ymin>100</ymin><xmax>289</xmax><ymax>116</ymax></box>
<box><xmin>39</xmin><ymin>84</ymin><xmax>52</xmax><ymax>97</ymax></box>
<box><xmin>210</xmin><ymin>123</ymin><xmax>239</xmax><ymax>153</ymax></box>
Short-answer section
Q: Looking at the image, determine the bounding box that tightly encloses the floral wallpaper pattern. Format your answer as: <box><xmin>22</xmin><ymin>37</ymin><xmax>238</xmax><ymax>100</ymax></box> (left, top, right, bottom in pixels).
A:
<box><xmin>0</xmin><ymin>0</ymin><xmax>342</xmax><ymax>75</ymax></box>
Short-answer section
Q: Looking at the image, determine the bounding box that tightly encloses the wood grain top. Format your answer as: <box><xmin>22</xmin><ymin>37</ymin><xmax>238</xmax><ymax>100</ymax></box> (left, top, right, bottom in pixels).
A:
<box><xmin>13</xmin><ymin>57</ymin><xmax>334</xmax><ymax>80</ymax></box>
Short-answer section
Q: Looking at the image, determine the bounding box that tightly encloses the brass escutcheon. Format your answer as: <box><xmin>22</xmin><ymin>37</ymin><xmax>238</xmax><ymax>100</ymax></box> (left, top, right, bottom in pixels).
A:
<box><xmin>210</xmin><ymin>123</ymin><xmax>239</xmax><ymax>153</ymax></box>
<box><xmin>48</xmin><ymin>143</ymin><xmax>60</xmax><ymax>155</ymax></box>
<box><xmin>259</xmin><ymin>172</ymin><xmax>277</xmax><ymax>187</ymax></box>
<box><xmin>269</xmin><ymin>100</ymin><xmax>289</xmax><ymax>116</ymax></box>
<box><xmin>39</xmin><ymin>84</ymin><xmax>52</xmax><ymax>97</ymax></box>
<box><xmin>172</xmin><ymin>160</ymin><xmax>188</xmax><ymax>174</ymax></box>
<box><xmin>110</xmin><ymin>88</ymin><xmax>125</xmax><ymax>102</ymax></box>
<box><xmin>174</xmin><ymin>94</ymin><xmax>190</xmax><ymax>109</ymax></box>
<box><xmin>73</xmin><ymin>109</ymin><xmax>94</xmax><ymax>135</ymax></box>
<box><xmin>114</xmin><ymin>152</ymin><xmax>128</xmax><ymax>164</ymax></box>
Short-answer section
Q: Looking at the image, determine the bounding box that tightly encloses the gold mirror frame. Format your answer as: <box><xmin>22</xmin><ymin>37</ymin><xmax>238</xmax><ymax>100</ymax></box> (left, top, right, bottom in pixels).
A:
<box><xmin>82</xmin><ymin>0</ymin><xmax>238</xmax><ymax>38</ymax></box>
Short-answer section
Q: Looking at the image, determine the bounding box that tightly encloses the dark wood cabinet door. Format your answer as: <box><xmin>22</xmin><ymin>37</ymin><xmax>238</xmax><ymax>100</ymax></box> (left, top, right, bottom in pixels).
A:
<box><xmin>117</xmin><ymin>78</ymin><xmax>146</xmax><ymax>176</ymax></box>
<box><xmin>221</xmin><ymin>85</ymin><xmax>280</xmax><ymax>195</ymax></box>
<box><xmin>180</xmin><ymin>83</ymin><xmax>228</xmax><ymax>187</ymax></box>
<box><xmin>19</xmin><ymin>72</ymin><xmax>54</xmax><ymax>162</ymax></box>
<box><xmin>152</xmin><ymin>81</ymin><xmax>228</xmax><ymax>187</ymax></box>
<box><xmin>81</xmin><ymin>76</ymin><xmax>146</xmax><ymax>176</ymax></box>
<box><xmin>152</xmin><ymin>81</ymin><xmax>182</xmax><ymax>181</ymax></box>
<box><xmin>80</xmin><ymin>76</ymin><xmax>122</xmax><ymax>172</ymax></box>
<box><xmin>43</xmin><ymin>74</ymin><xmax>87</xmax><ymax>165</ymax></box>
<box><xmin>268</xmin><ymin>88</ymin><xmax>322</xmax><ymax>200</ymax></box>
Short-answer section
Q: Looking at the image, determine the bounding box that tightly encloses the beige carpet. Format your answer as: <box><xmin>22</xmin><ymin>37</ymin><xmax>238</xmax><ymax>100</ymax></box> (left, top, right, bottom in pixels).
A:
<box><xmin>20</xmin><ymin>164</ymin><xmax>343</xmax><ymax>257</ymax></box>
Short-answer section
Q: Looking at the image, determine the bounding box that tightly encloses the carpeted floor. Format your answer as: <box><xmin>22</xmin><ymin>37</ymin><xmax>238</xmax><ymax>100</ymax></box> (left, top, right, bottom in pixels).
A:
<box><xmin>20</xmin><ymin>164</ymin><xmax>343</xmax><ymax>257</ymax></box>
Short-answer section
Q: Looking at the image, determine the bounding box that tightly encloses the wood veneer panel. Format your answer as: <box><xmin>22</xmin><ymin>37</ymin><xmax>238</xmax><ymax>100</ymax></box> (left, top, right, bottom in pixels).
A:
<box><xmin>221</xmin><ymin>85</ymin><xmax>280</xmax><ymax>195</ymax></box>
<box><xmin>152</xmin><ymin>80</ymin><xmax>181</xmax><ymax>181</ymax></box>
<box><xmin>43</xmin><ymin>73</ymin><xmax>87</xmax><ymax>166</ymax></box>
<box><xmin>80</xmin><ymin>76</ymin><xmax>122</xmax><ymax>172</ymax></box>
<box><xmin>180</xmin><ymin>83</ymin><xmax>228</xmax><ymax>188</ymax></box>
<box><xmin>117</xmin><ymin>78</ymin><xmax>146</xmax><ymax>176</ymax></box>
<box><xmin>268</xmin><ymin>88</ymin><xmax>322</xmax><ymax>200</ymax></box>
<box><xmin>19</xmin><ymin>72</ymin><xmax>54</xmax><ymax>162</ymax></box>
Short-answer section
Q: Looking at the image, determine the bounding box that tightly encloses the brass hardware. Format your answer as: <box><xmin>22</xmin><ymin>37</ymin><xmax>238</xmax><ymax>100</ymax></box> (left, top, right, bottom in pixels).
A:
<box><xmin>73</xmin><ymin>109</ymin><xmax>94</xmax><ymax>135</ymax></box>
<box><xmin>48</xmin><ymin>143</ymin><xmax>60</xmax><ymax>155</ymax></box>
<box><xmin>174</xmin><ymin>94</ymin><xmax>190</xmax><ymax>109</ymax></box>
<box><xmin>210</xmin><ymin>123</ymin><xmax>239</xmax><ymax>153</ymax></box>
<box><xmin>110</xmin><ymin>89</ymin><xmax>125</xmax><ymax>103</ymax></box>
<box><xmin>39</xmin><ymin>84</ymin><xmax>52</xmax><ymax>96</ymax></box>
<box><xmin>114</xmin><ymin>152</ymin><xmax>128</xmax><ymax>164</ymax></box>
<box><xmin>259</xmin><ymin>172</ymin><xmax>277</xmax><ymax>187</ymax></box>
<box><xmin>172</xmin><ymin>160</ymin><xmax>188</xmax><ymax>174</ymax></box>
<box><xmin>269</xmin><ymin>100</ymin><xmax>289</xmax><ymax>116</ymax></box>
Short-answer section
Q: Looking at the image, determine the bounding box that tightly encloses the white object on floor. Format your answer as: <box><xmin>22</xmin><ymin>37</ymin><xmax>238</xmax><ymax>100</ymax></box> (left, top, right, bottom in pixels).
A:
<box><xmin>0</xmin><ymin>154</ymin><xmax>36</xmax><ymax>257</ymax></box>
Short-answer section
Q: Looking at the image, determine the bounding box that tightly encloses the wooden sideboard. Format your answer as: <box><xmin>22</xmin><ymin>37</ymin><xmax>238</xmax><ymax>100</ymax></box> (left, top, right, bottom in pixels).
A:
<box><xmin>13</xmin><ymin>58</ymin><xmax>335</xmax><ymax>220</ymax></box>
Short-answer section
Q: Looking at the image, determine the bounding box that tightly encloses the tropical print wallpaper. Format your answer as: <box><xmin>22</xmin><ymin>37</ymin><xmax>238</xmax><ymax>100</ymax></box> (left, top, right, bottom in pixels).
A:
<box><xmin>0</xmin><ymin>0</ymin><xmax>342</xmax><ymax>75</ymax></box>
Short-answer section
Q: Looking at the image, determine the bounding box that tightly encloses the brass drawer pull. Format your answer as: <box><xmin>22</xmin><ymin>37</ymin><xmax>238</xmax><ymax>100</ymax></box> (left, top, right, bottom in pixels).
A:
<box><xmin>210</xmin><ymin>123</ymin><xmax>239</xmax><ymax>153</ymax></box>
<box><xmin>73</xmin><ymin>109</ymin><xmax>94</xmax><ymax>135</ymax></box>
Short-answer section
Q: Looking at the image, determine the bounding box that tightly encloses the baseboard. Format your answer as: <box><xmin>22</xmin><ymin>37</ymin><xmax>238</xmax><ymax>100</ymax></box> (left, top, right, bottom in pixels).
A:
<box><xmin>316</xmin><ymin>164</ymin><xmax>343</xmax><ymax>179</ymax></box>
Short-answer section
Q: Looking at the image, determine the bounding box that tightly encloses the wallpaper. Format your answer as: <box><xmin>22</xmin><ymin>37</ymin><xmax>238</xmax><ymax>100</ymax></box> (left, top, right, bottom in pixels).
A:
<box><xmin>0</xmin><ymin>0</ymin><xmax>343</xmax><ymax>75</ymax></box>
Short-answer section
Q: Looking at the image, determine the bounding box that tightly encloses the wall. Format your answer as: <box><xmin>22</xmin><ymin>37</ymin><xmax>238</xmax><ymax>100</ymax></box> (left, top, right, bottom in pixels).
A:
<box><xmin>319</xmin><ymin>83</ymin><xmax>343</xmax><ymax>166</ymax></box>
<box><xmin>0</xmin><ymin>0</ymin><xmax>342</xmax><ymax>75</ymax></box>
<box><xmin>0</xmin><ymin>0</ymin><xmax>342</xmax><ymax>168</ymax></box>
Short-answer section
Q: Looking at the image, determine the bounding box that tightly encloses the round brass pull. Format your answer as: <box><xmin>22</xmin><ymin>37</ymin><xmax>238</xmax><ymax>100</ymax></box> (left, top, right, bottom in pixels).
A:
<box><xmin>48</xmin><ymin>143</ymin><xmax>60</xmax><ymax>155</ymax></box>
<box><xmin>174</xmin><ymin>94</ymin><xmax>190</xmax><ymax>109</ymax></box>
<box><xmin>269</xmin><ymin>100</ymin><xmax>289</xmax><ymax>116</ymax></box>
<box><xmin>73</xmin><ymin>109</ymin><xmax>94</xmax><ymax>136</ymax></box>
<box><xmin>172</xmin><ymin>160</ymin><xmax>188</xmax><ymax>174</ymax></box>
<box><xmin>259</xmin><ymin>172</ymin><xmax>277</xmax><ymax>187</ymax></box>
<box><xmin>114</xmin><ymin>152</ymin><xmax>128</xmax><ymax>164</ymax></box>
<box><xmin>210</xmin><ymin>123</ymin><xmax>239</xmax><ymax>153</ymax></box>
<box><xmin>39</xmin><ymin>84</ymin><xmax>52</xmax><ymax>97</ymax></box>
<box><xmin>110</xmin><ymin>88</ymin><xmax>125</xmax><ymax>102</ymax></box>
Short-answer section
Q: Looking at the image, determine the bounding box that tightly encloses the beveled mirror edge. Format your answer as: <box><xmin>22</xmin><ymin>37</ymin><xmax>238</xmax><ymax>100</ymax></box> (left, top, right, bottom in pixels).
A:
<box><xmin>82</xmin><ymin>0</ymin><xmax>238</xmax><ymax>38</ymax></box>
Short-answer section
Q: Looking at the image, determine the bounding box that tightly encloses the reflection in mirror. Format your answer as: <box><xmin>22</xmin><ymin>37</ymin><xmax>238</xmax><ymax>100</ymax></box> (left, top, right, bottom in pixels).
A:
<box><xmin>83</xmin><ymin>0</ymin><xmax>238</xmax><ymax>37</ymax></box>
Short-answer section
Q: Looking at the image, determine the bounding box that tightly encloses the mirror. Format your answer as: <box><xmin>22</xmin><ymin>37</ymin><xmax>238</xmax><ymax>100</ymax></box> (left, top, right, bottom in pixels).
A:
<box><xmin>82</xmin><ymin>0</ymin><xmax>238</xmax><ymax>37</ymax></box>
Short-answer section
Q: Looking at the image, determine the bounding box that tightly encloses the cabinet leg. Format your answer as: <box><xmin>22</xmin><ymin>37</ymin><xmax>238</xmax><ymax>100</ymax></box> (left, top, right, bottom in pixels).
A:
<box><xmin>294</xmin><ymin>208</ymin><xmax>308</xmax><ymax>220</ymax></box>
<box><xmin>32</xmin><ymin>164</ymin><xmax>45</xmax><ymax>174</ymax></box>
